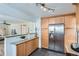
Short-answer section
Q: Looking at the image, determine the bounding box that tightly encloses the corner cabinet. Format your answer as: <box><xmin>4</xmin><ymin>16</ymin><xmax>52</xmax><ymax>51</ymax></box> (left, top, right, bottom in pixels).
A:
<box><xmin>16</xmin><ymin>38</ymin><xmax>38</xmax><ymax>56</ymax></box>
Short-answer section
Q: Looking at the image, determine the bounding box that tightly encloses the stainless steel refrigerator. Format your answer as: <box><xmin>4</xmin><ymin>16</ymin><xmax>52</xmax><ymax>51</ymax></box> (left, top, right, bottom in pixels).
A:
<box><xmin>48</xmin><ymin>24</ymin><xmax>64</xmax><ymax>53</ymax></box>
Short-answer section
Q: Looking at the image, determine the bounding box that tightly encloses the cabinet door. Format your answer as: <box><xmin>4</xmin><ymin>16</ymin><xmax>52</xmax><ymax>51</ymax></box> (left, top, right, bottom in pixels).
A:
<box><xmin>55</xmin><ymin>17</ymin><xmax>64</xmax><ymax>24</ymax></box>
<box><xmin>41</xmin><ymin>28</ymin><xmax>48</xmax><ymax>48</ymax></box>
<box><xmin>33</xmin><ymin>39</ymin><xmax>38</xmax><ymax>50</ymax></box>
<box><xmin>48</xmin><ymin>18</ymin><xmax>55</xmax><ymax>24</ymax></box>
<box><xmin>65</xmin><ymin>15</ymin><xmax>76</xmax><ymax>29</ymax></box>
<box><xmin>41</xmin><ymin>18</ymin><xmax>48</xmax><ymax>28</ymax></box>
<box><xmin>76</xmin><ymin>4</ymin><xmax>79</xmax><ymax>31</ymax></box>
<box><xmin>65</xmin><ymin>29</ymin><xmax>76</xmax><ymax>52</ymax></box>
<box><xmin>16</xmin><ymin>43</ymin><xmax>25</xmax><ymax>56</ymax></box>
<box><xmin>25</xmin><ymin>40</ymin><xmax>33</xmax><ymax>56</ymax></box>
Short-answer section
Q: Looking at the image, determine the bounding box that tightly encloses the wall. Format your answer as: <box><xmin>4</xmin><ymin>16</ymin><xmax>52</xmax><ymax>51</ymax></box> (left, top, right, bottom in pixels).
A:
<box><xmin>35</xmin><ymin>17</ymin><xmax>41</xmax><ymax>48</ymax></box>
<box><xmin>5</xmin><ymin>21</ymin><xmax>36</xmax><ymax>36</ymax></box>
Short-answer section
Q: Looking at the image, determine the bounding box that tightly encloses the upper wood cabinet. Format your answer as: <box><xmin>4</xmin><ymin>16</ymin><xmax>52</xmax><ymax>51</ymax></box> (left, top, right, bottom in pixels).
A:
<box><xmin>41</xmin><ymin>18</ymin><xmax>48</xmax><ymax>28</ymax></box>
<box><xmin>41</xmin><ymin>28</ymin><xmax>48</xmax><ymax>48</ymax></box>
<box><xmin>55</xmin><ymin>17</ymin><xmax>64</xmax><ymax>24</ymax></box>
<box><xmin>48</xmin><ymin>18</ymin><xmax>55</xmax><ymax>24</ymax></box>
<box><xmin>65</xmin><ymin>15</ymin><xmax>76</xmax><ymax>29</ymax></box>
<box><xmin>48</xmin><ymin>16</ymin><xmax>64</xmax><ymax>24</ymax></box>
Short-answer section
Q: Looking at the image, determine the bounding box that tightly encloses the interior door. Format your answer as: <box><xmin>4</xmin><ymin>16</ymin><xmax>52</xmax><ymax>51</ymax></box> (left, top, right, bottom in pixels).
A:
<box><xmin>54</xmin><ymin>24</ymin><xmax>64</xmax><ymax>52</ymax></box>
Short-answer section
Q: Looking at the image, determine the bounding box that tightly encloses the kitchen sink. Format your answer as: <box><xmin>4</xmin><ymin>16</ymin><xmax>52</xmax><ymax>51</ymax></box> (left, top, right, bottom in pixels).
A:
<box><xmin>71</xmin><ymin>43</ymin><xmax>79</xmax><ymax>52</ymax></box>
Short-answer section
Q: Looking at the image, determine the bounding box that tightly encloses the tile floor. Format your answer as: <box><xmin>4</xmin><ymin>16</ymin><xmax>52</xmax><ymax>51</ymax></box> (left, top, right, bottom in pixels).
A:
<box><xmin>30</xmin><ymin>48</ymin><xmax>65</xmax><ymax>56</ymax></box>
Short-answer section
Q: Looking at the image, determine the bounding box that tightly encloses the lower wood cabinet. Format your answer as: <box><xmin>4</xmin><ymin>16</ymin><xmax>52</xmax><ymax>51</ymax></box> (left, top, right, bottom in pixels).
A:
<box><xmin>16</xmin><ymin>43</ymin><xmax>26</xmax><ymax>56</ymax></box>
<box><xmin>16</xmin><ymin>38</ymin><xmax>38</xmax><ymax>56</ymax></box>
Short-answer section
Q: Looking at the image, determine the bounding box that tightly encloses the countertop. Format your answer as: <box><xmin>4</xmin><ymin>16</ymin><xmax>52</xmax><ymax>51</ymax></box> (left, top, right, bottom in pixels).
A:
<box><xmin>65</xmin><ymin>44</ymin><xmax>79</xmax><ymax>55</ymax></box>
<box><xmin>11</xmin><ymin>37</ymin><xmax>38</xmax><ymax>45</ymax></box>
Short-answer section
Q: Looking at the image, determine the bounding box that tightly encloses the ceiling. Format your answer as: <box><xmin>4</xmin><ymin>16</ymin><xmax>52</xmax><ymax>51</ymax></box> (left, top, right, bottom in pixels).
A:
<box><xmin>0</xmin><ymin>3</ymin><xmax>75</xmax><ymax>23</ymax></box>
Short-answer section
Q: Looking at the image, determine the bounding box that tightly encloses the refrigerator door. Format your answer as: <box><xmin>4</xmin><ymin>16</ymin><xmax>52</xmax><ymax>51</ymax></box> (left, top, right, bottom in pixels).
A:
<box><xmin>48</xmin><ymin>24</ymin><xmax>64</xmax><ymax>53</ymax></box>
<box><xmin>54</xmin><ymin>24</ymin><xmax>64</xmax><ymax>52</ymax></box>
<box><xmin>48</xmin><ymin>25</ymin><xmax>55</xmax><ymax>50</ymax></box>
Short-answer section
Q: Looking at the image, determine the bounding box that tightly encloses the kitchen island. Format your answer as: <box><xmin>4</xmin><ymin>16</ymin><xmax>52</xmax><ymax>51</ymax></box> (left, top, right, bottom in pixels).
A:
<box><xmin>5</xmin><ymin>34</ymin><xmax>38</xmax><ymax>56</ymax></box>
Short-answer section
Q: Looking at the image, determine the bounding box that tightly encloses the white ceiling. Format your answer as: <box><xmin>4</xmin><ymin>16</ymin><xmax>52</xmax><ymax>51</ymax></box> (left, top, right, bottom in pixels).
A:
<box><xmin>0</xmin><ymin>3</ymin><xmax>75</xmax><ymax>23</ymax></box>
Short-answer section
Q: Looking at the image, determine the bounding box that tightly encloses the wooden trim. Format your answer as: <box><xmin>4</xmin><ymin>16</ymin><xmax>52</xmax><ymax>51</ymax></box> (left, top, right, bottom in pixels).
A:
<box><xmin>41</xmin><ymin>13</ymin><xmax>75</xmax><ymax>19</ymax></box>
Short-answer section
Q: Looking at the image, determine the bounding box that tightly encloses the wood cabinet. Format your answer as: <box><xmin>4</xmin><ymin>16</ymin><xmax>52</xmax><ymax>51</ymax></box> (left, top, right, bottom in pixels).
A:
<box><xmin>41</xmin><ymin>28</ymin><xmax>48</xmax><ymax>48</ymax></box>
<box><xmin>48</xmin><ymin>18</ymin><xmax>55</xmax><ymax>24</ymax></box>
<box><xmin>33</xmin><ymin>38</ymin><xmax>38</xmax><ymax>50</ymax></box>
<box><xmin>75</xmin><ymin>4</ymin><xmax>79</xmax><ymax>31</ymax></box>
<box><xmin>41</xmin><ymin>18</ymin><xmax>48</xmax><ymax>28</ymax></box>
<box><xmin>64</xmin><ymin>29</ymin><xmax>76</xmax><ymax>53</ymax></box>
<box><xmin>25</xmin><ymin>38</ymin><xmax>38</xmax><ymax>56</ymax></box>
<box><xmin>65</xmin><ymin>15</ymin><xmax>76</xmax><ymax>29</ymax></box>
<box><xmin>25</xmin><ymin>40</ymin><xmax>33</xmax><ymax>56</ymax></box>
<box><xmin>16</xmin><ymin>38</ymin><xmax>38</xmax><ymax>56</ymax></box>
<box><xmin>65</xmin><ymin>29</ymin><xmax>76</xmax><ymax>45</ymax></box>
<box><xmin>55</xmin><ymin>17</ymin><xmax>64</xmax><ymax>24</ymax></box>
<box><xmin>48</xmin><ymin>17</ymin><xmax>64</xmax><ymax>24</ymax></box>
<box><xmin>16</xmin><ymin>43</ymin><xmax>26</xmax><ymax>56</ymax></box>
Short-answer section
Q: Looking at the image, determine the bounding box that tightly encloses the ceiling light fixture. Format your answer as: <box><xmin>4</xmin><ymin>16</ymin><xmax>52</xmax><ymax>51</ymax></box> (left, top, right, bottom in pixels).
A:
<box><xmin>36</xmin><ymin>3</ymin><xmax>55</xmax><ymax>12</ymax></box>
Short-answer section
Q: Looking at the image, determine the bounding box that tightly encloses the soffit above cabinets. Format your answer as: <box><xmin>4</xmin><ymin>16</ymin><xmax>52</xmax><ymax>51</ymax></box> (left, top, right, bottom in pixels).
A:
<box><xmin>0</xmin><ymin>3</ymin><xmax>75</xmax><ymax>22</ymax></box>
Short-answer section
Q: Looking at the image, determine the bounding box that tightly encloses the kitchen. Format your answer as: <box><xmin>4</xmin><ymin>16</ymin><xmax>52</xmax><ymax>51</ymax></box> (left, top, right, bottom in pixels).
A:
<box><xmin>0</xmin><ymin>3</ymin><xmax>79</xmax><ymax>56</ymax></box>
